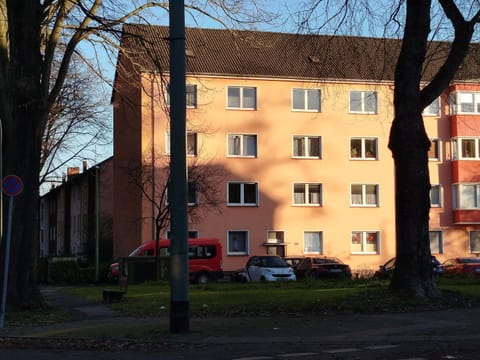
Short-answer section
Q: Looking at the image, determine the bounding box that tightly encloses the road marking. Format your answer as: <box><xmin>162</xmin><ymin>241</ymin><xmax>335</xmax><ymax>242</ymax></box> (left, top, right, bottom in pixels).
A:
<box><xmin>277</xmin><ymin>353</ymin><xmax>318</xmax><ymax>358</ymax></box>
<box><xmin>365</xmin><ymin>345</ymin><xmax>400</xmax><ymax>350</ymax></box>
<box><xmin>232</xmin><ymin>357</ymin><xmax>272</xmax><ymax>360</ymax></box>
<box><xmin>323</xmin><ymin>348</ymin><xmax>361</xmax><ymax>354</ymax></box>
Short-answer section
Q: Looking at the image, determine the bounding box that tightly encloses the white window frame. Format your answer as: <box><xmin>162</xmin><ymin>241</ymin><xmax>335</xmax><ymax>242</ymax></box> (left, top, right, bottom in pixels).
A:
<box><xmin>351</xmin><ymin>231</ymin><xmax>380</xmax><ymax>254</ymax></box>
<box><xmin>292</xmin><ymin>88</ymin><xmax>321</xmax><ymax>112</ymax></box>
<box><xmin>350</xmin><ymin>184</ymin><xmax>379</xmax><ymax>207</ymax></box>
<box><xmin>423</xmin><ymin>97</ymin><xmax>440</xmax><ymax>116</ymax></box>
<box><xmin>430</xmin><ymin>184</ymin><xmax>442</xmax><ymax>208</ymax></box>
<box><xmin>293</xmin><ymin>183</ymin><xmax>323</xmax><ymax>206</ymax></box>
<box><xmin>453</xmin><ymin>183</ymin><xmax>480</xmax><ymax>209</ymax></box>
<box><xmin>350</xmin><ymin>137</ymin><xmax>378</xmax><ymax>159</ymax></box>
<box><xmin>227</xmin><ymin>86</ymin><xmax>257</xmax><ymax>110</ymax></box>
<box><xmin>227</xmin><ymin>182</ymin><xmax>259</xmax><ymax>206</ymax></box>
<box><xmin>227</xmin><ymin>134</ymin><xmax>257</xmax><ymax>157</ymax></box>
<box><xmin>450</xmin><ymin>92</ymin><xmax>480</xmax><ymax>114</ymax></box>
<box><xmin>227</xmin><ymin>230</ymin><xmax>249</xmax><ymax>255</ymax></box>
<box><xmin>292</xmin><ymin>135</ymin><xmax>322</xmax><ymax>158</ymax></box>
<box><xmin>451</xmin><ymin>137</ymin><xmax>480</xmax><ymax>160</ymax></box>
<box><xmin>429</xmin><ymin>230</ymin><xmax>443</xmax><ymax>254</ymax></box>
<box><xmin>349</xmin><ymin>90</ymin><xmax>377</xmax><ymax>114</ymax></box>
<box><xmin>165</xmin><ymin>131</ymin><xmax>198</xmax><ymax>156</ymax></box>
<box><xmin>303</xmin><ymin>231</ymin><xmax>323</xmax><ymax>254</ymax></box>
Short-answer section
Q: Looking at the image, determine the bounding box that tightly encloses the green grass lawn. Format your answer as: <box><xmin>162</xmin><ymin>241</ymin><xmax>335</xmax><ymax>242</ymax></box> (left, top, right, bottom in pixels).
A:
<box><xmin>4</xmin><ymin>276</ymin><xmax>480</xmax><ymax>328</ymax></box>
<box><xmin>65</xmin><ymin>276</ymin><xmax>480</xmax><ymax>317</ymax></box>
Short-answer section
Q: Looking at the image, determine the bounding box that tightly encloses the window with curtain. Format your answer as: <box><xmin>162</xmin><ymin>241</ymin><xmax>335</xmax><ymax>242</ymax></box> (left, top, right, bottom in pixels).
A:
<box><xmin>304</xmin><ymin>231</ymin><xmax>322</xmax><ymax>253</ymax></box>
<box><xmin>227</xmin><ymin>134</ymin><xmax>257</xmax><ymax>157</ymax></box>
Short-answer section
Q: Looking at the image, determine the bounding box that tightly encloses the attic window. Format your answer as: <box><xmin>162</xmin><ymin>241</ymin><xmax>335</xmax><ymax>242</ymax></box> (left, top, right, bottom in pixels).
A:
<box><xmin>308</xmin><ymin>55</ymin><xmax>321</xmax><ymax>63</ymax></box>
<box><xmin>186</xmin><ymin>49</ymin><xmax>195</xmax><ymax>57</ymax></box>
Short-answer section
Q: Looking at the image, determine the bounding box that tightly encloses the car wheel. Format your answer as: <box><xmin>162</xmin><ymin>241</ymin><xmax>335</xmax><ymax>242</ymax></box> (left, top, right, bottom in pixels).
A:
<box><xmin>196</xmin><ymin>273</ymin><xmax>209</xmax><ymax>285</ymax></box>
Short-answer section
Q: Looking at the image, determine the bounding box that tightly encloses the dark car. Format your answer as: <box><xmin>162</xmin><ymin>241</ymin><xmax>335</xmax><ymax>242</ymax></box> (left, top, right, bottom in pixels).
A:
<box><xmin>294</xmin><ymin>256</ymin><xmax>352</xmax><ymax>279</ymax></box>
<box><xmin>442</xmin><ymin>257</ymin><xmax>480</xmax><ymax>278</ymax></box>
<box><xmin>283</xmin><ymin>256</ymin><xmax>305</xmax><ymax>270</ymax></box>
<box><xmin>374</xmin><ymin>256</ymin><xmax>444</xmax><ymax>280</ymax></box>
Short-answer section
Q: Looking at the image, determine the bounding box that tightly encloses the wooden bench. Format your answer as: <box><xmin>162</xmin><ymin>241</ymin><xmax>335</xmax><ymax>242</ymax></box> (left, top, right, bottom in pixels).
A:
<box><xmin>103</xmin><ymin>276</ymin><xmax>128</xmax><ymax>303</ymax></box>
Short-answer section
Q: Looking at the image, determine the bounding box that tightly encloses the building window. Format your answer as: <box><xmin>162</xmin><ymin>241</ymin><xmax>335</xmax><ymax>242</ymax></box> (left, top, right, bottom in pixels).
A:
<box><xmin>166</xmin><ymin>84</ymin><xmax>197</xmax><ymax>108</ymax></box>
<box><xmin>292</xmin><ymin>88</ymin><xmax>321</xmax><ymax>111</ymax></box>
<box><xmin>187</xmin><ymin>181</ymin><xmax>198</xmax><ymax>206</ymax></box>
<box><xmin>351</xmin><ymin>231</ymin><xmax>380</xmax><ymax>254</ymax></box>
<box><xmin>293</xmin><ymin>183</ymin><xmax>322</xmax><ymax>206</ymax></box>
<box><xmin>450</xmin><ymin>92</ymin><xmax>480</xmax><ymax>114</ymax></box>
<box><xmin>227</xmin><ymin>182</ymin><xmax>258</xmax><ymax>206</ymax></box>
<box><xmin>351</xmin><ymin>184</ymin><xmax>379</xmax><ymax>206</ymax></box>
<box><xmin>304</xmin><ymin>231</ymin><xmax>323</xmax><ymax>253</ymax></box>
<box><xmin>350</xmin><ymin>138</ymin><xmax>378</xmax><ymax>159</ymax></box>
<box><xmin>430</xmin><ymin>231</ymin><xmax>443</xmax><ymax>254</ymax></box>
<box><xmin>227</xmin><ymin>134</ymin><xmax>257</xmax><ymax>157</ymax></box>
<box><xmin>267</xmin><ymin>231</ymin><xmax>285</xmax><ymax>244</ymax></box>
<box><xmin>453</xmin><ymin>184</ymin><xmax>480</xmax><ymax>209</ymax></box>
<box><xmin>349</xmin><ymin>91</ymin><xmax>377</xmax><ymax>114</ymax></box>
<box><xmin>167</xmin><ymin>230</ymin><xmax>199</xmax><ymax>239</ymax></box>
<box><xmin>423</xmin><ymin>97</ymin><xmax>440</xmax><ymax>116</ymax></box>
<box><xmin>292</xmin><ymin>136</ymin><xmax>321</xmax><ymax>158</ymax></box>
<box><xmin>470</xmin><ymin>231</ymin><xmax>480</xmax><ymax>253</ymax></box>
<box><xmin>430</xmin><ymin>185</ymin><xmax>441</xmax><ymax>207</ymax></box>
<box><xmin>451</xmin><ymin>137</ymin><xmax>480</xmax><ymax>160</ymax></box>
<box><xmin>165</xmin><ymin>131</ymin><xmax>198</xmax><ymax>156</ymax></box>
<box><xmin>228</xmin><ymin>230</ymin><xmax>249</xmax><ymax>255</ymax></box>
<box><xmin>428</xmin><ymin>139</ymin><xmax>440</xmax><ymax>161</ymax></box>
<box><xmin>227</xmin><ymin>86</ymin><xmax>256</xmax><ymax>109</ymax></box>
<box><xmin>167</xmin><ymin>181</ymin><xmax>198</xmax><ymax>206</ymax></box>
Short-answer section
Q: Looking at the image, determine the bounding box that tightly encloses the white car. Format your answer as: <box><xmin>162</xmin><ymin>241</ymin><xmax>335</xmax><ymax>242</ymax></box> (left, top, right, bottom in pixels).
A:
<box><xmin>245</xmin><ymin>255</ymin><xmax>296</xmax><ymax>282</ymax></box>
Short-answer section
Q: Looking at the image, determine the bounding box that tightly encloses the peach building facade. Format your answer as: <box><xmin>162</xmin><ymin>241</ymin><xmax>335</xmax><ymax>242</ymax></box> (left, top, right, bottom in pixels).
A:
<box><xmin>112</xmin><ymin>25</ymin><xmax>480</xmax><ymax>273</ymax></box>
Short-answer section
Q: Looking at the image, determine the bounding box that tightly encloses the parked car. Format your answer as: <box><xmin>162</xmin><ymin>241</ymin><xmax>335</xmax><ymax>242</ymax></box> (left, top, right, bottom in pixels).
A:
<box><xmin>294</xmin><ymin>256</ymin><xmax>352</xmax><ymax>279</ymax></box>
<box><xmin>108</xmin><ymin>238</ymin><xmax>224</xmax><ymax>284</ymax></box>
<box><xmin>283</xmin><ymin>256</ymin><xmax>305</xmax><ymax>270</ymax></box>
<box><xmin>442</xmin><ymin>257</ymin><xmax>480</xmax><ymax>278</ymax></box>
<box><xmin>244</xmin><ymin>255</ymin><xmax>296</xmax><ymax>282</ymax></box>
<box><xmin>374</xmin><ymin>256</ymin><xmax>444</xmax><ymax>280</ymax></box>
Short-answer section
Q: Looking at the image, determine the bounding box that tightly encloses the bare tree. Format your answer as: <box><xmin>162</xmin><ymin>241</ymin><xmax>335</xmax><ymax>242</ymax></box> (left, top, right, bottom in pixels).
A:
<box><xmin>126</xmin><ymin>153</ymin><xmax>224</xmax><ymax>280</ymax></box>
<box><xmin>291</xmin><ymin>0</ymin><xmax>480</xmax><ymax>298</ymax></box>
<box><xmin>41</xmin><ymin>55</ymin><xmax>110</xmax><ymax>186</ymax></box>
<box><xmin>0</xmin><ymin>0</ymin><xmax>275</xmax><ymax>310</ymax></box>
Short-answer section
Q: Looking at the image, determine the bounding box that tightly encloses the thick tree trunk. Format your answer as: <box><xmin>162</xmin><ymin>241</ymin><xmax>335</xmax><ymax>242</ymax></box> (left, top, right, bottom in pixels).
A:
<box><xmin>388</xmin><ymin>0</ymin><xmax>439</xmax><ymax>298</ymax></box>
<box><xmin>1</xmin><ymin>0</ymin><xmax>45</xmax><ymax>309</ymax></box>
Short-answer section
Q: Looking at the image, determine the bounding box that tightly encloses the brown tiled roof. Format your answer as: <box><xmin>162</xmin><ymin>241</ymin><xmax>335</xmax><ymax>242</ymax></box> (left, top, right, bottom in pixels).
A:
<box><xmin>119</xmin><ymin>23</ymin><xmax>480</xmax><ymax>83</ymax></box>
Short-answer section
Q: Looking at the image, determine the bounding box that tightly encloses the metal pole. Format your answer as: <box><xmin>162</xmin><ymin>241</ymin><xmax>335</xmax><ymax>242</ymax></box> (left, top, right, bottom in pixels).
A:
<box><xmin>0</xmin><ymin>196</ymin><xmax>13</xmax><ymax>328</ymax></box>
<box><xmin>169</xmin><ymin>0</ymin><xmax>189</xmax><ymax>333</ymax></box>
<box><xmin>95</xmin><ymin>166</ymin><xmax>100</xmax><ymax>283</ymax></box>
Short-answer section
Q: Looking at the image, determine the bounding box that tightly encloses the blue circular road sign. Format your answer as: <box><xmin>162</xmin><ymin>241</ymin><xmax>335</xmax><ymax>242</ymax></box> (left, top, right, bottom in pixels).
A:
<box><xmin>2</xmin><ymin>175</ymin><xmax>23</xmax><ymax>197</ymax></box>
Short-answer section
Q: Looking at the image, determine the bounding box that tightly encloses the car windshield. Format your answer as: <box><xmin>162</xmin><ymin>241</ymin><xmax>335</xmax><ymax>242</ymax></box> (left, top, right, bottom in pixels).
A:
<box><xmin>260</xmin><ymin>256</ymin><xmax>288</xmax><ymax>267</ymax></box>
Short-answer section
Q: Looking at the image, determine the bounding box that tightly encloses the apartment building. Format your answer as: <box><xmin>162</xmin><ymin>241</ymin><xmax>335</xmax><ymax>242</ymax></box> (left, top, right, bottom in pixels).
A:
<box><xmin>112</xmin><ymin>24</ymin><xmax>480</xmax><ymax>272</ymax></box>
<box><xmin>39</xmin><ymin>158</ymin><xmax>114</xmax><ymax>260</ymax></box>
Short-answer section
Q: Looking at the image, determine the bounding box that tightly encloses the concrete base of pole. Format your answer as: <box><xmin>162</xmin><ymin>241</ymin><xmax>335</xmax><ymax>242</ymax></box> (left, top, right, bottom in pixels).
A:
<box><xmin>170</xmin><ymin>300</ymin><xmax>189</xmax><ymax>333</ymax></box>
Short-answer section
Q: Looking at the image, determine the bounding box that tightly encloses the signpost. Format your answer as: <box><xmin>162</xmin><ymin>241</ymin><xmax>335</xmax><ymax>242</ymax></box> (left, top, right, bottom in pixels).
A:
<box><xmin>0</xmin><ymin>175</ymin><xmax>23</xmax><ymax>328</ymax></box>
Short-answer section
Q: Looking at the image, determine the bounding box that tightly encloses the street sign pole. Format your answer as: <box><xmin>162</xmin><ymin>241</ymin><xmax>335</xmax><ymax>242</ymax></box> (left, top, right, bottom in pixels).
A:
<box><xmin>0</xmin><ymin>175</ymin><xmax>23</xmax><ymax>328</ymax></box>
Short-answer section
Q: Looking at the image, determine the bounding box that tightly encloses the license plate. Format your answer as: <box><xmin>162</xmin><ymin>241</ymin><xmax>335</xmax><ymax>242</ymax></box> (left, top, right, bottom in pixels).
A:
<box><xmin>330</xmin><ymin>269</ymin><xmax>342</xmax><ymax>273</ymax></box>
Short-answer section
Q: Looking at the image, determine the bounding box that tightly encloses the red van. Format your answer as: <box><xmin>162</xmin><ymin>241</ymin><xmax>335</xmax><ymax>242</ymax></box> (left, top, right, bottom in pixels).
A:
<box><xmin>109</xmin><ymin>238</ymin><xmax>224</xmax><ymax>284</ymax></box>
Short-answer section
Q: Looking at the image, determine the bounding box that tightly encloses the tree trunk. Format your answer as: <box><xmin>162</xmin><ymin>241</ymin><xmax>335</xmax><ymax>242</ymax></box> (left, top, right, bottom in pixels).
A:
<box><xmin>1</xmin><ymin>0</ymin><xmax>45</xmax><ymax>309</ymax></box>
<box><xmin>388</xmin><ymin>0</ymin><xmax>439</xmax><ymax>298</ymax></box>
